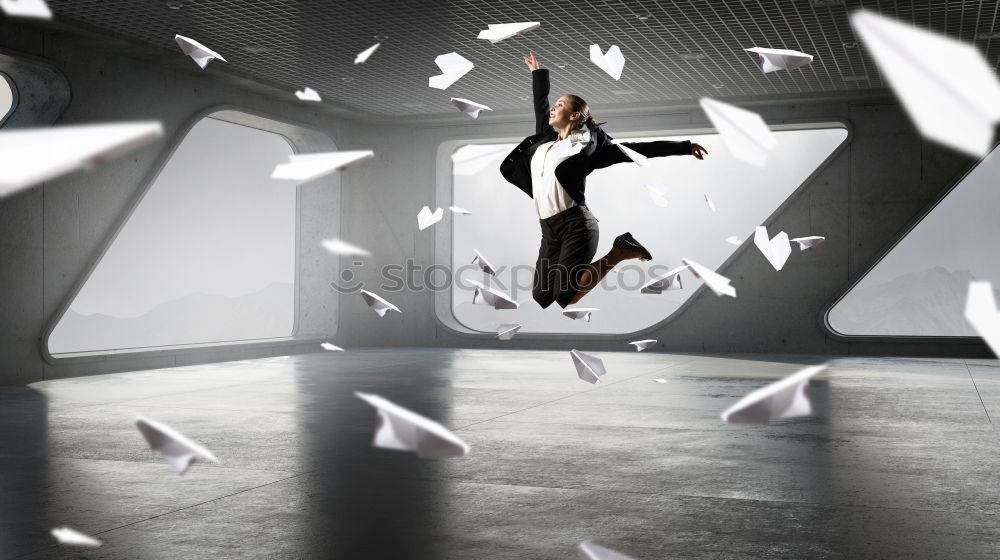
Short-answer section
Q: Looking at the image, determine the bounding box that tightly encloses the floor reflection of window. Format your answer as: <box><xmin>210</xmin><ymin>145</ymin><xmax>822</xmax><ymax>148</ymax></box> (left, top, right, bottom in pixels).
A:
<box><xmin>828</xmin><ymin>145</ymin><xmax>1000</xmax><ymax>337</ymax></box>
<box><xmin>450</xmin><ymin>127</ymin><xmax>848</xmax><ymax>334</ymax></box>
<box><xmin>48</xmin><ymin>116</ymin><xmax>298</xmax><ymax>354</ymax></box>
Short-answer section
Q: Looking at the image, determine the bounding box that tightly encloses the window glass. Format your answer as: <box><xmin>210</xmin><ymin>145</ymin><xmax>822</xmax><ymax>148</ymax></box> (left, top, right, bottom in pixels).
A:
<box><xmin>0</xmin><ymin>73</ymin><xmax>14</xmax><ymax>125</ymax></box>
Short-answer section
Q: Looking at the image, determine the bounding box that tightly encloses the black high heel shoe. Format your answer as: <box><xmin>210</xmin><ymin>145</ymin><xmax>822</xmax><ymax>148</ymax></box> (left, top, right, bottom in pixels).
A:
<box><xmin>613</xmin><ymin>232</ymin><xmax>653</xmax><ymax>261</ymax></box>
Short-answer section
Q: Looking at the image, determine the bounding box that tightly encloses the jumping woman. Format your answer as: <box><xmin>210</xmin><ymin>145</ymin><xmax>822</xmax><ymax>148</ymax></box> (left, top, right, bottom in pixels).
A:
<box><xmin>500</xmin><ymin>52</ymin><xmax>708</xmax><ymax>309</ymax></box>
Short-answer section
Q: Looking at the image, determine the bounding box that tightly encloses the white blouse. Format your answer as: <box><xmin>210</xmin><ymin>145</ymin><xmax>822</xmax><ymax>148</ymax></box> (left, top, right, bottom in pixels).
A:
<box><xmin>529</xmin><ymin>131</ymin><xmax>589</xmax><ymax>219</ymax></box>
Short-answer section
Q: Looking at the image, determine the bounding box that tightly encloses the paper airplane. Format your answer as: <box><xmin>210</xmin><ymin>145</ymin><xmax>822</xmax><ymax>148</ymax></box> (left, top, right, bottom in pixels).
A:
<box><xmin>448</xmin><ymin>205</ymin><xmax>472</xmax><ymax>214</ymax></box>
<box><xmin>562</xmin><ymin>307</ymin><xmax>598</xmax><ymax>322</ymax></box>
<box><xmin>0</xmin><ymin>0</ymin><xmax>51</xmax><ymax>19</ymax></box>
<box><xmin>965</xmin><ymin>281</ymin><xmax>1000</xmax><ymax>358</ymax></box>
<box><xmin>570</xmin><ymin>350</ymin><xmax>606</xmax><ymax>384</ymax></box>
<box><xmin>699</xmin><ymin>97</ymin><xmax>777</xmax><ymax>168</ymax></box>
<box><xmin>614</xmin><ymin>141</ymin><xmax>648</xmax><ymax>166</ymax></box>
<box><xmin>645</xmin><ymin>182</ymin><xmax>670</xmax><ymax>207</ymax></box>
<box><xmin>451</xmin><ymin>144</ymin><xmax>511</xmax><ymax>176</ymax></box>
<box><xmin>705</xmin><ymin>193</ymin><xmax>717</xmax><ymax>212</ymax></box>
<box><xmin>753</xmin><ymin>226</ymin><xmax>792</xmax><ymax>271</ymax></box>
<box><xmin>744</xmin><ymin>47</ymin><xmax>814</xmax><ymax>73</ymax></box>
<box><xmin>629</xmin><ymin>339</ymin><xmax>657</xmax><ymax>351</ymax></box>
<box><xmin>355</xmin><ymin>392</ymin><xmax>469</xmax><ymax>458</ymax></box>
<box><xmin>477</xmin><ymin>22</ymin><xmax>540</xmax><ymax>43</ymax></box>
<box><xmin>294</xmin><ymin>87</ymin><xmax>322</xmax><ymax>102</ymax></box>
<box><xmin>468</xmin><ymin>279</ymin><xmax>519</xmax><ymax>309</ymax></box>
<box><xmin>320</xmin><ymin>238</ymin><xmax>370</xmax><ymax>257</ymax></box>
<box><xmin>135</xmin><ymin>416</ymin><xmax>220</xmax><ymax>475</ymax></box>
<box><xmin>790</xmin><ymin>235</ymin><xmax>825</xmax><ymax>250</ymax></box>
<box><xmin>496</xmin><ymin>323</ymin><xmax>522</xmax><ymax>340</ymax></box>
<box><xmin>321</xmin><ymin>342</ymin><xmax>344</xmax><ymax>352</ymax></box>
<box><xmin>725</xmin><ymin>236</ymin><xmax>744</xmax><ymax>246</ymax></box>
<box><xmin>590</xmin><ymin>44</ymin><xmax>626</xmax><ymax>80</ymax></box>
<box><xmin>0</xmin><ymin>122</ymin><xmax>164</xmax><ymax>199</ymax></box>
<box><xmin>429</xmin><ymin>52</ymin><xmax>474</xmax><ymax>89</ymax></box>
<box><xmin>472</xmin><ymin>249</ymin><xmax>496</xmax><ymax>275</ymax></box>
<box><xmin>360</xmin><ymin>290</ymin><xmax>401</xmax><ymax>317</ymax></box>
<box><xmin>722</xmin><ymin>365</ymin><xmax>827</xmax><ymax>423</ymax></box>
<box><xmin>682</xmin><ymin>258</ymin><xmax>736</xmax><ymax>297</ymax></box>
<box><xmin>451</xmin><ymin>97</ymin><xmax>493</xmax><ymax>119</ymax></box>
<box><xmin>640</xmin><ymin>265</ymin><xmax>688</xmax><ymax>294</ymax></box>
<box><xmin>652</xmin><ymin>378</ymin><xmax>668</xmax><ymax>384</ymax></box>
<box><xmin>174</xmin><ymin>34</ymin><xmax>226</xmax><ymax>69</ymax></box>
<box><xmin>271</xmin><ymin>151</ymin><xmax>374</xmax><ymax>182</ymax></box>
<box><xmin>850</xmin><ymin>9</ymin><xmax>1000</xmax><ymax>158</ymax></box>
<box><xmin>50</xmin><ymin>527</ymin><xmax>101</xmax><ymax>548</ymax></box>
<box><xmin>578</xmin><ymin>541</ymin><xmax>636</xmax><ymax>560</ymax></box>
<box><xmin>417</xmin><ymin>206</ymin><xmax>444</xmax><ymax>230</ymax></box>
<box><xmin>355</xmin><ymin>42</ymin><xmax>380</xmax><ymax>64</ymax></box>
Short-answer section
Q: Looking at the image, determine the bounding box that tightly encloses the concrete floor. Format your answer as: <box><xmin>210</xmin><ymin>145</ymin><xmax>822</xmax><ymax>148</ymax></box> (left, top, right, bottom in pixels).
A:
<box><xmin>1</xmin><ymin>349</ymin><xmax>998</xmax><ymax>559</ymax></box>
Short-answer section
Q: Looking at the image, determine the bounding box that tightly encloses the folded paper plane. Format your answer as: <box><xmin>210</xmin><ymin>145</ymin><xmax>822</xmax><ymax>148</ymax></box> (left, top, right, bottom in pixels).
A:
<box><xmin>477</xmin><ymin>22</ymin><xmax>540</xmax><ymax>43</ymax></box>
<box><xmin>562</xmin><ymin>307</ymin><xmax>598</xmax><ymax>321</ymax></box>
<box><xmin>295</xmin><ymin>87</ymin><xmax>321</xmax><ymax>102</ymax></box>
<box><xmin>705</xmin><ymin>193</ymin><xmax>717</xmax><ymax>212</ymax></box>
<box><xmin>468</xmin><ymin>279</ymin><xmax>518</xmax><ymax>309</ymax></box>
<box><xmin>790</xmin><ymin>235</ymin><xmax>825</xmax><ymax>250</ymax></box>
<box><xmin>472</xmin><ymin>249</ymin><xmax>496</xmax><ymax>275</ymax></box>
<box><xmin>699</xmin><ymin>97</ymin><xmax>776</xmax><ymax>168</ymax></box>
<box><xmin>590</xmin><ymin>44</ymin><xmax>626</xmax><ymax>80</ymax></box>
<box><xmin>174</xmin><ymin>34</ymin><xmax>226</xmax><ymax>69</ymax></box>
<box><xmin>320</xmin><ymin>238</ymin><xmax>371</xmax><ymax>257</ymax></box>
<box><xmin>570</xmin><ymin>350</ymin><xmax>606</xmax><ymax>384</ymax></box>
<box><xmin>0</xmin><ymin>0</ymin><xmax>51</xmax><ymax>18</ymax></box>
<box><xmin>645</xmin><ymin>182</ymin><xmax>670</xmax><ymax>207</ymax></box>
<box><xmin>652</xmin><ymin>378</ymin><xmax>667</xmax><ymax>384</ymax></box>
<box><xmin>50</xmin><ymin>527</ymin><xmax>101</xmax><ymax>548</ymax></box>
<box><xmin>0</xmin><ymin>122</ymin><xmax>164</xmax><ymax>199</ymax></box>
<box><xmin>578</xmin><ymin>541</ymin><xmax>636</xmax><ymax>560</ymax></box>
<box><xmin>682</xmin><ymin>258</ymin><xmax>736</xmax><ymax>297</ymax></box>
<box><xmin>355</xmin><ymin>392</ymin><xmax>469</xmax><ymax>458</ymax></box>
<box><xmin>614</xmin><ymin>141</ymin><xmax>648</xmax><ymax>166</ymax></box>
<box><xmin>135</xmin><ymin>415</ymin><xmax>220</xmax><ymax>475</ymax></box>
<box><xmin>641</xmin><ymin>265</ymin><xmax>688</xmax><ymax>294</ymax></box>
<box><xmin>851</xmin><ymin>9</ymin><xmax>1000</xmax><ymax>158</ymax></box>
<box><xmin>355</xmin><ymin>42</ymin><xmax>380</xmax><ymax>64</ymax></box>
<box><xmin>496</xmin><ymin>323</ymin><xmax>522</xmax><ymax>340</ymax></box>
<box><xmin>744</xmin><ymin>47</ymin><xmax>814</xmax><ymax>73</ymax></box>
<box><xmin>360</xmin><ymin>290</ymin><xmax>401</xmax><ymax>317</ymax></box>
<box><xmin>753</xmin><ymin>225</ymin><xmax>792</xmax><ymax>271</ymax></box>
<box><xmin>417</xmin><ymin>206</ymin><xmax>444</xmax><ymax>230</ymax></box>
<box><xmin>629</xmin><ymin>339</ymin><xmax>657</xmax><ymax>351</ymax></box>
<box><xmin>271</xmin><ymin>151</ymin><xmax>374</xmax><ymax>182</ymax></box>
<box><xmin>448</xmin><ymin>205</ymin><xmax>472</xmax><ymax>214</ymax></box>
<box><xmin>725</xmin><ymin>236</ymin><xmax>744</xmax><ymax>246</ymax></box>
<box><xmin>721</xmin><ymin>364</ymin><xmax>827</xmax><ymax>423</ymax></box>
<box><xmin>321</xmin><ymin>342</ymin><xmax>344</xmax><ymax>352</ymax></box>
<box><xmin>451</xmin><ymin>97</ymin><xmax>493</xmax><ymax>119</ymax></box>
<box><xmin>965</xmin><ymin>281</ymin><xmax>1000</xmax><ymax>358</ymax></box>
<box><xmin>429</xmin><ymin>52</ymin><xmax>474</xmax><ymax>89</ymax></box>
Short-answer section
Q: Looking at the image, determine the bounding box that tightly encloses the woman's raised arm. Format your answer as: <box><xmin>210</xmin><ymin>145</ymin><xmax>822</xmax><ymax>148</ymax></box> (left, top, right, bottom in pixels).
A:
<box><xmin>523</xmin><ymin>52</ymin><xmax>551</xmax><ymax>136</ymax></box>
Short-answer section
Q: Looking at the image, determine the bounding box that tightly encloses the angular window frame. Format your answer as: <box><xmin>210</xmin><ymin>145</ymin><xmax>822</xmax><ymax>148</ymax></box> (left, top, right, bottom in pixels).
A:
<box><xmin>0</xmin><ymin>72</ymin><xmax>16</xmax><ymax>127</ymax></box>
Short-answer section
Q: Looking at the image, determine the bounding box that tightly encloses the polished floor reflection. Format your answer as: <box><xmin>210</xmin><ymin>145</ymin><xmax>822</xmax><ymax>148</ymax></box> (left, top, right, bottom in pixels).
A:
<box><xmin>1</xmin><ymin>349</ymin><xmax>998</xmax><ymax>559</ymax></box>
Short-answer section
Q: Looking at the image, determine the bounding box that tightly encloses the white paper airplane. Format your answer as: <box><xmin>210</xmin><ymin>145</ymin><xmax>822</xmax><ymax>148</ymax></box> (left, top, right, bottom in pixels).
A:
<box><xmin>0</xmin><ymin>0</ymin><xmax>51</xmax><ymax>19</ymax></box>
<box><xmin>850</xmin><ymin>10</ymin><xmax>1000</xmax><ymax>158</ymax></box>
<box><xmin>417</xmin><ymin>206</ymin><xmax>444</xmax><ymax>230</ymax></box>
<box><xmin>640</xmin><ymin>265</ymin><xmax>688</xmax><ymax>294</ymax></box>
<box><xmin>355</xmin><ymin>42</ymin><xmax>380</xmax><ymax>64</ymax></box>
<box><xmin>570</xmin><ymin>350</ymin><xmax>606</xmax><ymax>384</ymax></box>
<box><xmin>496</xmin><ymin>323</ymin><xmax>522</xmax><ymax>340</ymax></box>
<box><xmin>477</xmin><ymin>22</ymin><xmax>540</xmax><ymax>43</ymax></box>
<box><xmin>429</xmin><ymin>52</ymin><xmax>474</xmax><ymax>89</ymax></box>
<box><xmin>578</xmin><ymin>541</ymin><xmax>636</xmax><ymax>560</ymax></box>
<box><xmin>699</xmin><ymin>97</ymin><xmax>777</xmax><ymax>168</ymax></box>
<box><xmin>360</xmin><ymin>290</ymin><xmax>401</xmax><ymax>317</ymax></box>
<box><xmin>294</xmin><ymin>87</ymin><xmax>322</xmax><ymax>102</ymax></box>
<box><xmin>721</xmin><ymin>364</ymin><xmax>827</xmax><ymax>423</ymax></box>
<box><xmin>271</xmin><ymin>151</ymin><xmax>374</xmax><ymax>182</ymax></box>
<box><xmin>468</xmin><ymin>279</ymin><xmax>519</xmax><ymax>309</ymax></box>
<box><xmin>472</xmin><ymin>249</ymin><xmax>496</xmax><ymax>275</ymax></box>
<box><xmin>174</xmin><ymin>34</ymin><xmax>226</xmax><ymax>69</ymax></box>
<box><xmin>652</xmin><ymin>378</ymin><xmax>668</xmax><ymax>384</ymax></box>
<box><xmin>562</xmin><ymin>307</ymin><xmax>598</xmax><ymax>322</ymax></box>
<box><xmin>614</xmin><ymin>141</ymin><xmax>648</xmax><ymax>166</ymax></box>
<box><xmin>135</xmin><ymin>416</ymin><xmax>220</xmax><ymax>475</ymax></box>
<box><xmin>645</xmin><ymin>182</ymin><xmax>670</xmax><ymax>207</ymax></box>
<box><xmin>790</xmin><ymin>235</ymin><xmax>826</xmax><ymax>250</ymax></box>
<box><xmin>50</xmin><ymin>527</ymin><xmax>101</xmax><ymax>548</ymax></box>
<box><xmin>705</xmin><ymin>193</ymin><xmax>717</xmax><ymax>212</ymax></box>
<box><xmin>320</xmin><ymin>342</ymin><xmax>344</xmax><ymax>352</ymax></box>
<box><xmin>451</xmin><ymin>144</ymin><xmax>511</xmax><ymax>176</ymax></box>
<box><xmin>744</xmin><ymin>47</ymin><xmax>814</xmax><ymax>73</ymax></box>
<box><xmin>448</xmin><ymin>205</ymin><xmax>472</xmax><ymax>214</ymax></box>
<box><xmin>451</xmin><ymin>97</ymin><xmax>493</xmax><ymax>119</ymax></box>
<box><xmin>682</xmin><ymin>258</ymin><xmax>736</xmax><ymax>297</ymax></box>
<box><xmin>965</xmin><ymin>281</ymin><xmax>1000</xmax><ymax>358</ymax></box>
<box><xmin>725</xmin><ymin>236</ymin><xmax>744</xmax><ymax>246</ymax></box>
<box><xmin>355</xmin><ymin>392</ymin><xmax>469</xmax><ymax>458</ymax></box>
<box><xmin>0</xmin><ymin>122</ymin><xmax>164</xmax><ymax>199</ymax></box>
<box><xmin>629</xmin><ymin>339</ymin><xmax>657</xmax><ymax>351</ymax></box>
<box><xmin>320</xmin><ymin>238</ymin><xmax>370</xmax><ymax>257</ymax></box>
<box><xmin>753</xmin><ymin>226</ymin><xmax>792</xmax><ymax>271</ymax></box>
<box><xmin>590</xmin><ymin>44</ymin><xmax>626</xmax><ymax>80</ymax></box>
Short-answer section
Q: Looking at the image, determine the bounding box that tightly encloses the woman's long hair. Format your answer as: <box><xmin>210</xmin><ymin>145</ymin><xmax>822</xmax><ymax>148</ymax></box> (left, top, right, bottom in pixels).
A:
<box><xmin>564</xmin><ymin>94</ymin><xmax>596</xmax><ymax>130</ymax></box>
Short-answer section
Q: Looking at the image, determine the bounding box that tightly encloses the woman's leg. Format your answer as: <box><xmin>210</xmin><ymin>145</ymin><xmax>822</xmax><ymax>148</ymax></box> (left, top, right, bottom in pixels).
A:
<box><xmin>567</xmin><ymin>245</ymin><xmax>641</xmax><ymax>305</ymax></box>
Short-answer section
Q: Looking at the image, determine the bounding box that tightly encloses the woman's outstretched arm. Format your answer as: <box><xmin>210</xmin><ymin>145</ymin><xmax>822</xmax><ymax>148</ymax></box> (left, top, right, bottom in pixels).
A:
<box><xmin>590</xmin><ymin>140</ymin><xmax>708</xmax><ymax>170</ymax></box>
<box><xmin>523</xmin><ymin>52</ymin><xmax>551</xmax><ymax>136</ymax></box>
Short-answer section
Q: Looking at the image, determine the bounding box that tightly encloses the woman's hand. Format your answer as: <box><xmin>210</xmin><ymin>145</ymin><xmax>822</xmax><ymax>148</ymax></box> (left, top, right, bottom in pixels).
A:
<box><xmin>523</xmin><ymin>52</ymin><xmax>540</xmax><ymax>72</ymax></box>
<box><xmin>691</xmin><ymin>143</ymin><xmax>708</xmax><ymax>160</ymax></box>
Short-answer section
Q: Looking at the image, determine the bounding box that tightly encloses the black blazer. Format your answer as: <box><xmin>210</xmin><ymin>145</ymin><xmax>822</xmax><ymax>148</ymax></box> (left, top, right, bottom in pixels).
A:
<box><xmin>500</xmin><ymin>68</ymin><xmax>692</xmax><ymax>206</ymax></box>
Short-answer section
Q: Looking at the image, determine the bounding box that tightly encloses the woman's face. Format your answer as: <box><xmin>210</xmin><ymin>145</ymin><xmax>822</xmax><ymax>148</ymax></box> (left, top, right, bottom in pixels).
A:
<box><xmin>549</xmin><ymin>95</ymin><xmax>580</xmax><ymax>128</ymax></box>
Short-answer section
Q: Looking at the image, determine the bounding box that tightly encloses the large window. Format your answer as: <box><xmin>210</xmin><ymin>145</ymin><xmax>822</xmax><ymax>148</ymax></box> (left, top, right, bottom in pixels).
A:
<box><xmin>827</xmin><ymin>144</ymin><xmax>1000</xmax><ymax>337</ymax></box>
<box><xmin>0</xmin><ymin>73</ymin><xmax>14</xmax><ymax>126</ymax></box>
<box><xmin>450</xmin><ymin>127</ymin><xmax>848</xmax><ymax>334</ymax></box>
<box><xmin>48</xmin><ymin>116</ymin><xmax>297</xmax><ymax>354</ymax></box>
